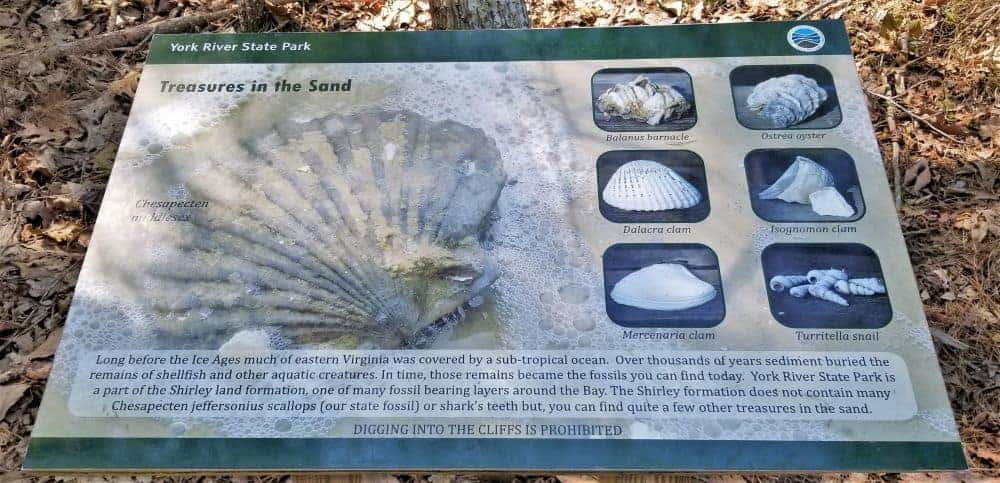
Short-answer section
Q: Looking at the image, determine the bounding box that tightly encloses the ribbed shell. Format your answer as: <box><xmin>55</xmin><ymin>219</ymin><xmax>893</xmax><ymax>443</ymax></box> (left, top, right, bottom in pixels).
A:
<box><xmin>610</xmin><ymin>263</ymin><xmax>716</xmax><ymax>311</ymax></box>
<box><xmin>149</xmin><ymin>110</ymin><xmax>507</xmax><ymax>349</ymax></box>
<box><xmin>746</xmin><ymin>74</ymin><xmax>828</xmax><ymax>128</ymax></box>
<box><xmin>758</xmin><ymin>156</ymin><xmax>834</xmax><ymax>204</ymax></box>
<box><xmin>603</xmin><ymin>160</ymin><xmax>701</xmax><ymax>211</ymax></box>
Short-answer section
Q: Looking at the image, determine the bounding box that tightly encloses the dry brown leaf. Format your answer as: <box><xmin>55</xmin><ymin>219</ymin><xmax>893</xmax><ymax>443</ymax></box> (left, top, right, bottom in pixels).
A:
<box><xmin>0</xmin><ymin>179</ymin><xmax>31</xmax><ymax>199</ymax></box>
<box><xmin>14</xmin><ymin>151</ymin><xmax>56</xmax><ymax>182</ymax></box>
<box><xmin>0</xmin><ymin>383</ymin><xmax>29</xmax><ymax>419</ymax></box>
<box><xmin>107</xmin><ymin>70</ymin><xmax>141</xmax><ymax>98</ymax></box>
<box><xmin>970</xmin><ymin>445</ymin><xmax>1000</xmax><ymax>465</ymax></box>
<box><xmin>77</xmin><ymin>230</ymin><xmax>92</xmax><ymax>248</ymax></box>
<box><xmin>26</xmin><ymin>360</ymin><xmax>53</xmax><ymax>381</ymax></box>
<box><xmin>978</xmin><ymin>117</ymin><xmax>999</xmax><ymax>143</ymax></box>
<box><xmin>953</xmin><ymin>211</ymin><xmax>990</xmax><ymax>242</ymax></box>
<box><xmin>42</xmin><ymin>219</ymin><xmax>82</xmax><ymax>243</ymax></box>
<box><xmin>28</xmin><ymin>327</ymin><xmax>63</xmax><ymax>360</ymax></box>
<box><xmin>930</xmin><ymin>327</ymin><xmax>969</xmax><ymax>350</ymax></box>
<box><xmin>903</xmin><ymin>159</ymin><xmax>932</xmax><ymax>192</ymax></box>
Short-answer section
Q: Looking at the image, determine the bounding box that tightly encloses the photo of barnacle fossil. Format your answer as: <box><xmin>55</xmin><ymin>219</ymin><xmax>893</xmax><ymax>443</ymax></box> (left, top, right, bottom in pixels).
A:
<box><xmin>148</xmin><ymin>109</ymin><xmax>507</xmax><ymax>350</ymax></box>
<box><xmin>603</xmin><ymin>243</ymin><xmax>725</xmax><ymax>328</ymax></box>
<box><xmin>745</xmin><ymin>148</ymin><xmax>865</xmax><ymax>223</ymax></box>
<box><xmin>761</xmin><ymin>243</ymin><xmax>891</xmax><ymax>329</ymax></box>
<box><xmin>730</xmin><ymin>65</ymin><xmax>841</xmax><ymax>130</ymax></box>
<box><xmin>591</xmin><ymin>68</ymin><xmax>697</xmax><ymax>131</ymax></box>
<box><xmin>597</xmin><ymin>150</ymin><xmax>710</xmax><ymax>223</ymax></box>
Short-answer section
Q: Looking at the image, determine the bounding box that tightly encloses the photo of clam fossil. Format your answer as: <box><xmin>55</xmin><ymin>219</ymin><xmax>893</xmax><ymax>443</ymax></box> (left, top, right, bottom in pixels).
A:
<box><xmin>597</xmin><ymin>150</ymin><xmax>710</xmax><ymax>223</ymax></box>
<box><xmin>591</xmin><ymin>68</ymin><xmax>697</xmax><ymax>131</ymax></box>
<box><xmin>603</xmin><ymin>244</ymin><xmax>725</xmax><ymax>328</ymax></box>
<box><xmin>744</xmin><ymin>148</ymin><xmax>865</xmax><ymax>222</ymax></box>
<box><xmin>761</xmin><ymin>243</ymin><xmax>891</xmax><ymax>329</ymax></box>
<box><xmin>730</xmin><ymin>65</ymin><xmax>841</xmax><ymax>130</ymax></box>
<box><xmin>146</xmin><ymin>109</ymin><xmax>508</xmax><ymax>350</ymax></box>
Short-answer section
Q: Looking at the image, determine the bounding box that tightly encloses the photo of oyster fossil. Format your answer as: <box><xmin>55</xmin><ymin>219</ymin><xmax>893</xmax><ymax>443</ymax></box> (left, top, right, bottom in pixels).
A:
<box><xmin>746</xmin><ymin>74</ymin><xmax>827</xmax><ymax>128</ymax></box>
<box><xmin>591</xmin><ymin>68</ymin><xmax>696</xmax><ymax>131</ymax></box>
<box><xmin>761</xmin><ymin>243</ymin><xmax>891</xmax><ymax>329</ymax></box>
<box><xmin>147</xmin><ymin>109</ymin><xmax>507</xmax><ymax>350</ymax></box>
<box><xmin>730</xmin><ymin>65</ymin><xmax>841</xmax><ymax>130</ymax></box>
<box><xmin>745</xmin><ymin>149</ymin><xmax>864</xmax><ymax>223</ymax></box>
<box><xmin>603</xmin><ymin>243</ymin><xmax>725</xmax><ymax>328</ymax></box>
<box><xmin>597</xmin><ymin>150</ymin><xmax>710</xmax><ymax>223</ymax></box>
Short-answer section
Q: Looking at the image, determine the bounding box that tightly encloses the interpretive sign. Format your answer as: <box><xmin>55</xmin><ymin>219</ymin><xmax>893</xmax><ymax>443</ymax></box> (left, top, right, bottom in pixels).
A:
<box><xmin>26</xmin><ymin>21</ymin><xmax>966</xmax><ymax>472</ymax></box>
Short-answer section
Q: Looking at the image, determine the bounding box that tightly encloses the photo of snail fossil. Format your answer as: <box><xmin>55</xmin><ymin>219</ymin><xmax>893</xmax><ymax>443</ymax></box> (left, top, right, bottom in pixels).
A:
<box><xmin>730</xmin><ymin>65</ymin><xmax>842</xmax><ymax>130</ymax></box>
<box><xmin>745</xmin><ymin>148</ymin><xmax>865</xmax><ymax>222</ymax></box>
<box><xmin>603</xmin><ymin>243</ymin><xmax>725</xmax><ymax>328</ymax></box>
<box><xmin>596</xmin><ymin>150</ymin><xmax>710</xmax><ymax>223</ymax></box>
<box><xmin>761</xmin><ymin>243</ymin><xmax>891</xmax><ymax>329</ymax></box>
<box><xmin>591</xmin><ymin>68</ymin><xmax>697</xmax><ymax>131</ymax></box>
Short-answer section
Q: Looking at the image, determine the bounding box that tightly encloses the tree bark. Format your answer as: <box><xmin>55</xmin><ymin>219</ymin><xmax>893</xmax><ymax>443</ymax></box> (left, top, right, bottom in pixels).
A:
<box><xmin>429</xmin><ymin>0</ymin><xmax>529</xmax><ymax>29</ymax></box>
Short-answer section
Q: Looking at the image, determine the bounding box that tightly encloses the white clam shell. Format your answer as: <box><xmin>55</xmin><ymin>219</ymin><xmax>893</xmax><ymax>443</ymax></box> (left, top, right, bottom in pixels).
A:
<box><xmin>603</xmin><ymin>160</ymin><xmax>702</xmax><ymax>211</ymax></box>
<box><xmin>597</xmin><ymin>75</ymin><xmax>690</xmax><ymax>125</ymax></box>
<box><xmin>809</xmin><ymin>186</ymin><xmax>855</xmax><ymax>217</ymax></box>
<box><xmin>759</xmin><ymin>156</ymin><xmax>834</xmax><ymax>204</ymax></box>
<box><xmin>610</xmin><ymin>263</ymin><xmax>717</xmax><ymax>311</ymax></box>
<box><xmin>747</xmin><ymin>74</ymin><xmax>828</xmax><ymax>127</ymax></box>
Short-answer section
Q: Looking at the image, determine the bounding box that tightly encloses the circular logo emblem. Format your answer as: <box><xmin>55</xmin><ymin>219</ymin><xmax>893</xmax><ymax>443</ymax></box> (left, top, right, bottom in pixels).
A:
<box><xmin>787</xmin><ymin>25</ymin><xmax>825</xmax><ymax>52</ymax></box>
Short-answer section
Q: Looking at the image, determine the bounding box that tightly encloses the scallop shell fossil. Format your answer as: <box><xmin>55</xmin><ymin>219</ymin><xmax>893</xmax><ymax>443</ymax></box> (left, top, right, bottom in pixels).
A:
<box><xmin>149</xmin><ymin>110</ymin><xmax>507</xmax><ymax>349</ymax></box>
<box><xmin>597</xmin><ymin>76</ymin><xmax>690</xmax><ymax>125</ymax></box>
<box><xmin>759</xmin><ymin>156</ymin><xmax>834</xmax><ymax>204</ymax></box>
<box><xmin>603</xmin><ymin>160</ymin><xmax>702</xmax><ymax>211</ymax></box>
<box><xmin>746</xmin><ymin>74</ymin><xmax>828</xmax><ymax>128</ymax></box>
<box><xmin>610</xmin><ymin>263</ymin><xmax>716</xmax><ymax>311</ymax></box>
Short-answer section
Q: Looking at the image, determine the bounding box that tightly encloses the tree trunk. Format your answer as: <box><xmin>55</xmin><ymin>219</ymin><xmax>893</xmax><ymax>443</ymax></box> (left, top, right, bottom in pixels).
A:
<box><xmin>429</xmin><ymin>0</ymin><xmax>529</xmax><ymax>29</ymax></box>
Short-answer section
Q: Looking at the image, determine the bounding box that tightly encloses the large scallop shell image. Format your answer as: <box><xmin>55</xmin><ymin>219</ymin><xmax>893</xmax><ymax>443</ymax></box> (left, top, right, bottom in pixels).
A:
<box><xmin>602</xmin><ymin>160</ymin><xmax>702</xmax><ymax>211</ymax></box>
<box><xmin>746</xmin><ymin>74</ymin><xmax>828</xmax><ymax>128</ymax></box>
<box><xmin>610</xmin><ymin>263</ymin><xmax>716</xmax><ymax>311</ymax></box>
<box><xmin>596</xmin><ymin>76</ymin><xmax>690</xmax><ymax>125</ymax></box>
<box><xmin>758</xmin><ymin>156</ymin><xmax>834</xmax><ymax>204</ymax></box>
<box><xmin>149</xmin><ymin>109</ymin><xmax>507</xmax><ymax>349</ymax></box>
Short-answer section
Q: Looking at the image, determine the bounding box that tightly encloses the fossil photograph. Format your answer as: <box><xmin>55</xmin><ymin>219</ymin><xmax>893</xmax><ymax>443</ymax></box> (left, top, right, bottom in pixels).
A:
<box><xmin>591</xmin><ymin>68</ymin><xmax>697</xmax><ymax>131</ymax></box>
<box><xmin>602</xmin><ymin>243</ymin><xmax>725</xmax><ymax>328</ymax></box>
<box><xmin>596</xmin><ymin>150</ymin><xmax>710</xmax><ymax>223</ymax></box>
<box><xmin>730</xmin><ymin>64</ymin><xmax>842</xmax><ymax>130</ymax></box>
<box><xmin>149</xmin><ymin>109</ymin><xmax>508</xmax><ymax>351</ymax></box>
<box><xmin>761</xmin><ymin>243</ymin><xmax>891</xmax><ymax>329</ymax></box>
<box><xmin>745</xmin><ymin>148</ymin><xmax>865</xmax><ymax>222</ymax></box>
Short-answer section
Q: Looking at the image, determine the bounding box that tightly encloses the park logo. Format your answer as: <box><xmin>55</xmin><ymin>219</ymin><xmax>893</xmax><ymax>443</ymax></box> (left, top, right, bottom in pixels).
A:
<box><xmin>787</xmin><ymin>25</ymin><xmax>825</xmax><ymax>52</ymax></box>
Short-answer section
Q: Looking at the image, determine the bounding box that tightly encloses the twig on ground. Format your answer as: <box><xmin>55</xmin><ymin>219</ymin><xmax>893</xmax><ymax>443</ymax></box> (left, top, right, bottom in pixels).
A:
<box><xmin>797</xmin><ymin>0</ymin><xmax>845</xmax><ymax>20</ymax></box>
<box><xmin>0</xmin><ymin>7</ymin><xmax>236</xmax><ymax>72</ymax></box>
<box><xmin>866</xmin><ymin>89</ymin><xmax>967</xmax><ymax>145</ymax></box>
<box><xmin>887</xmin><ymin>74</ymin><xmax>902</xmax><ymax>209</ymax></box>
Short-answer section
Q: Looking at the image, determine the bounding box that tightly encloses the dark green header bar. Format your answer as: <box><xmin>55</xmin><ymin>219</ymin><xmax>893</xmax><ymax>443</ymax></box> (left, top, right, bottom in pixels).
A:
<box><xmin>25</xmin><ymin>437</ymin><xmax>965</xmax><ymax>472</ymax></box>
<box><xmin>147</xmin><ymin>20</ymin><xmax>851</xmax><ymax>64</ymax></box>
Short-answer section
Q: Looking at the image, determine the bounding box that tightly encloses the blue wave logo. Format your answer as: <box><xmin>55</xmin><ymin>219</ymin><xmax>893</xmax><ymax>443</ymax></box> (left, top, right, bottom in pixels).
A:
<box><xmin>787</xmin><ymin>25</ymin><xmax>825</xmax><ymax>52</ymax></box>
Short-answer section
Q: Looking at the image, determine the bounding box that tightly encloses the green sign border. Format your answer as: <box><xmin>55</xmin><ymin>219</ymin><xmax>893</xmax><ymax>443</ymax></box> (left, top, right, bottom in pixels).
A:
<box><xmin>147</xmin><ymin>20</ymin><xmax>852</xmax><ymax>64</ymax></box>
<box><xmin>25</xmin><ymin>437</ymin><xmax>966</xmax><ymax>472</ymax></box>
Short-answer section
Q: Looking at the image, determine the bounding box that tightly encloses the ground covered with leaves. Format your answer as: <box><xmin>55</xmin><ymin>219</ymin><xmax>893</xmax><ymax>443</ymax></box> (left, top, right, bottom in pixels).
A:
<box><xmin>0</xmin><ymin>0</ymin><xmax>998</xmax><ymax>480</ymax></box>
